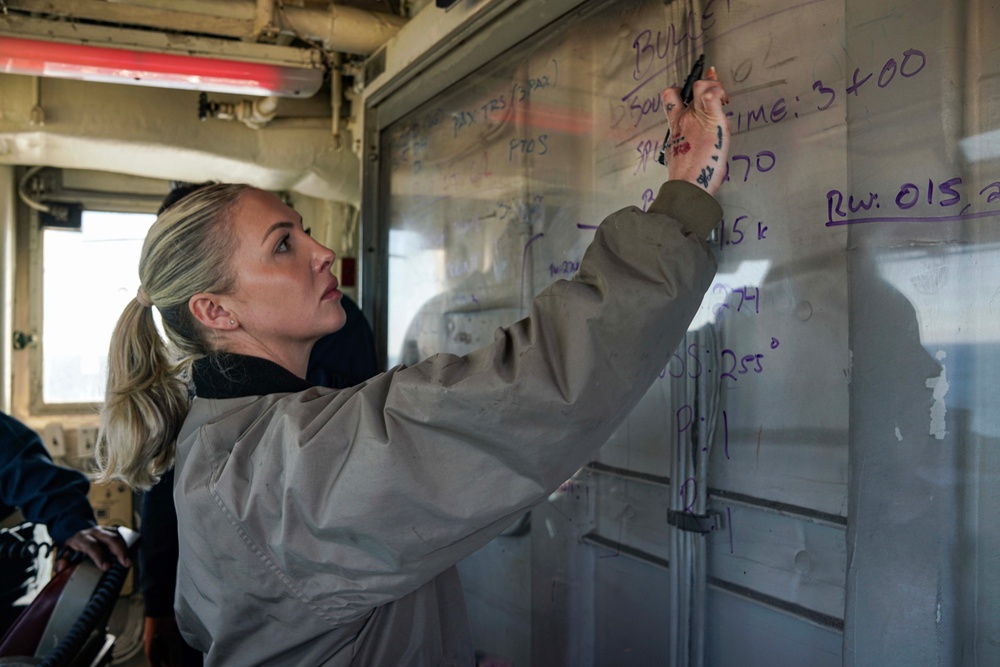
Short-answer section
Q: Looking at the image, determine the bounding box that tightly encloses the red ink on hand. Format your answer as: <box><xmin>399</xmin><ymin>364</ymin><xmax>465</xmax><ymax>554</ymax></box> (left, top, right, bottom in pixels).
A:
<box><xmin>672</xmin><ymin>141</ymin><xmax>692</xmax><ymax>157</ymax></box>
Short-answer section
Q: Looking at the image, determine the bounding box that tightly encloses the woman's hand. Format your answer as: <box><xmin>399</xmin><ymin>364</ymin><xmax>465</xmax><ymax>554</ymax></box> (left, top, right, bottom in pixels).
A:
<box><xmin>660</xmin><ymin>66</ymin><xmax>731</xmax><ymax>196</ymax></box>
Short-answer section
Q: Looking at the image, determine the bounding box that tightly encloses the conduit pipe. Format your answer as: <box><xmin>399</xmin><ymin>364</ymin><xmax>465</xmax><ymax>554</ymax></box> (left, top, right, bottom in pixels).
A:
<box><xmin>331</xmin><ymin>52</ymin><xmax>343</xmax><ymax>149</ymax></box>
<box><xmin>102</xmin><ymin>0</ymin><xmax>257</xmax><ymax>19</ymax></box>
<box><xmin>4</xmin><ymin>0</ymin><xmax>405</xmax><ymax>55</ymax></box>
<box><xmin>18</xmin><ymin>166</ymin><xmax>51</xmax><ymax>214</ymax></box>
<box><xmin>5</xmin><ymin>0</ymin><xmax>251</xmax><ymax>41</ymax></box>
<box><xmin>247</xmin><ymin>0</ymin><xmax>275</xmax><ymax>41</ymax></box>
<box><xmin>207</xmin><ymin>95</ymin><xmax>281</xmax><ymax>129</ymax></box>
<box><xmin>279</xmin><ymin>4</ymin><xmax>406</xmax><ymax>54</ymax></box>
<box><xmin>667</xmin><ymin>325</ymin><xmax>716</xmax><ymax>667</ymax></box>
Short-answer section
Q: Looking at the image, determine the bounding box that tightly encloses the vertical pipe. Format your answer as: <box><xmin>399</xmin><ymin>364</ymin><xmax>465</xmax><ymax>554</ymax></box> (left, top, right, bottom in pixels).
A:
<box><xmin>668</xmin><ymin>325</ymin><xmax>714</xmax><ymax>667</ymax></box>
<box><xmin>332</xmin><ymin>52</ymin><xmax>343</xmax><ymax>150</ymax></box>
<box><xmin>691</xmin><ymin>325</ymin><xmax>715</xmax><ymax>667</ymax></box>
<box><xmin>668</xmin><ymin>331</ymin><xmax>696</xmax><ymax>667</ymax></box>
<box><xmin>30</xmin><ymin>76</ymin><xmax>45</xmax><ymax>126</ymax></box>
<box><xmin>0</xmin><ymin>166</ymin><xmax>15</xmax><ymax>413</ymax></box>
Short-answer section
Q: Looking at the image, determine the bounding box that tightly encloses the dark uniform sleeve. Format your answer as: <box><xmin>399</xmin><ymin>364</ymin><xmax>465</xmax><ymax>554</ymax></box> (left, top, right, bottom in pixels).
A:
<box><xmin>0</xmin><ymin>412</ymin><xmax>96</xmax><ymax>544</ymax></box>
<box><xmin>139</xmin><ymin>468</ymin><xmax>180</xmax><ymax>618</ymax></box>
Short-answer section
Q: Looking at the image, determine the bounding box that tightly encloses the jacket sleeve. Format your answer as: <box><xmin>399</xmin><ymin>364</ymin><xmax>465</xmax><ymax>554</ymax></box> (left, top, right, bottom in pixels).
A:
<box><xmin>199</xmin><ymin>181</ymin><xmax>720</xmax><ymax>623</ymax></box>
<box><xmin>0</xmin><ymin>413</ymin><xmax>96</xmax><ymax>544</ymax></box>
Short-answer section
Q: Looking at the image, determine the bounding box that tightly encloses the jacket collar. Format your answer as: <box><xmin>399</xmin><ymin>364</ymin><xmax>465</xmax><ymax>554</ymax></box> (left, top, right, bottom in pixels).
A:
<box><xmin>192</xmin><ymin>353</ymin><xmax>314</xmax><ymax>399</ymax></box>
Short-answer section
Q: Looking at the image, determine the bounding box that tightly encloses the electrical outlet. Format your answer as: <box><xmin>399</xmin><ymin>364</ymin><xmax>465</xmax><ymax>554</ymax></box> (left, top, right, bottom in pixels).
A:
<box><xmin>42</xmin><ymin>423</ymin><xmax>66</xmax><ymax>458</ymax></box>
<box><xmin>77</xmin><ymin>426</ymin><xmax>99</xmax><ymax>458</ymax></box>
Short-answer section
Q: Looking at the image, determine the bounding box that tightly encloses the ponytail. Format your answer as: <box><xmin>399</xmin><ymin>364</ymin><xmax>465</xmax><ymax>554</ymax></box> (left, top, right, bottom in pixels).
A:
<box><xmin>95</xmin><ymin>299</ymin><xmax>189</xmax><ymax>489</ymax></box>
<box><xmin>95</xmin><ymin>183</ymin><xmax>251</xmax><ymax>490</ymax></box>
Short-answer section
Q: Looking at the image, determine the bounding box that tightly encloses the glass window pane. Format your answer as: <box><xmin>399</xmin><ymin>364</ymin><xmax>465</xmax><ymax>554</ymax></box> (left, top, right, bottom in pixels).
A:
<box><xmin>42</xmin><ymin>211</ymin><xmax>155</xmax><ymax>404</ymax></box>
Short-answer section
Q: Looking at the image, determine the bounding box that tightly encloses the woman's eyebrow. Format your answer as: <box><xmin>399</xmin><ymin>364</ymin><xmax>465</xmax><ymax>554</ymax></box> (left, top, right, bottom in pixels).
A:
<box><xmin>261</xmin><ymin>221</ymin><xmax>295</xmax><ymax>245</ymax></box>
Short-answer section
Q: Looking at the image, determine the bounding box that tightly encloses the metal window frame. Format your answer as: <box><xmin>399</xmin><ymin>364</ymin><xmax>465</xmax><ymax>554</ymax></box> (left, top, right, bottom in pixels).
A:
<box><xmin>15</xmin><ymin>167</ymin><xmax>164</xmax><ymax>417</ymax></box>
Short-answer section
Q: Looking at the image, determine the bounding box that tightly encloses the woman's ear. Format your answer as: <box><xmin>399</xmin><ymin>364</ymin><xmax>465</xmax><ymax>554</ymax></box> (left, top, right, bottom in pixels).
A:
<box><xmin>189</xmin><ymin>294</ymin><xmax>238</xmax><ymax>331</ymax></box>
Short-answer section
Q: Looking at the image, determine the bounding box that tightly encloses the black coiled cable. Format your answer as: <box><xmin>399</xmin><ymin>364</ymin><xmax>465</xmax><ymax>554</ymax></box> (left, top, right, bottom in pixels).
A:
<box><xmin>39</xmin><ymin>559</ymin><xmax>130</xmax><ymax>667</ymax></box>
<box><xmin>0</xmin><ymin>523</ymin><xmax>54</xmax><ymax>560</ymax></box>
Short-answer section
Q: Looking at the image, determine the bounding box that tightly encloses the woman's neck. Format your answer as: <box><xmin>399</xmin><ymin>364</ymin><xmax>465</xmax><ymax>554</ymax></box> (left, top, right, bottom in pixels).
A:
<box><xmin>219</xmin><ymin>338</ymin><xmax>312</xmax><ymax>380</ymax></box>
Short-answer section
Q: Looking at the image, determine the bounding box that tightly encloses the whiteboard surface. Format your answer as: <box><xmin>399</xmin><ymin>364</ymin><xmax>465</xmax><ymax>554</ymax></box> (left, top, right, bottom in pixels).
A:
<box><xmin>374</xmin><ymin>0</ymin><xmax>999</xmax><ymax>662</ymax></box>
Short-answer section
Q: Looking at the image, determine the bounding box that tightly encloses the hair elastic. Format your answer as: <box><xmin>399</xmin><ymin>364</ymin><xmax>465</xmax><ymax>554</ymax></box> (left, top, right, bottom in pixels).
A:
<box><xmin>135</xmin><ymin>287</ymin><xmax>153</xmax><ymax>308</ymax></box>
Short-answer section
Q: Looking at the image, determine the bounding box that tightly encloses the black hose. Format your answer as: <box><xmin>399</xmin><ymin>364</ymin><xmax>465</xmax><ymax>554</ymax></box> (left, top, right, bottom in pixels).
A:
<box><xmin>38</xmin><ymin>560</ymin><xmax>130</xmax><ymax>667</ymax></box>
<box><xmin>0</xmin><ymin>523</ymin><xmax>54</xmax><ymax>560</ymax></box>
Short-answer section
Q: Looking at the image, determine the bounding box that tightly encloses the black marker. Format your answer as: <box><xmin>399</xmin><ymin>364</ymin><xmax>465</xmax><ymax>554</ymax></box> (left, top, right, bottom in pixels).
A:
<box><xmin>656</xmin><ymin>54</ymin><xmax>707</xmax><ymax>166</ymax></box>
<box><xmin>681</xmin><ymin>54</ymin><xmax>706</xmax><ymax>106</ymax></box>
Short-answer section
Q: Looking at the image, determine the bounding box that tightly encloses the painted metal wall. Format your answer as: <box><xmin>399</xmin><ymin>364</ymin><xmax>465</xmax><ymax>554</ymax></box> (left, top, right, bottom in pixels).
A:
<box><xmin>0</xmin><ymin>75</ymin><xmax>360</xmax><ymax>204</ymax></box>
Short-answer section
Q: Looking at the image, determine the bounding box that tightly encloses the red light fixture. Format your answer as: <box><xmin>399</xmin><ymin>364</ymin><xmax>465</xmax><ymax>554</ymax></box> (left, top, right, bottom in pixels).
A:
<box><xmin>0</xmin><ymin>36</ymin><xmax>323</xmax><ymax>98</ymax></box>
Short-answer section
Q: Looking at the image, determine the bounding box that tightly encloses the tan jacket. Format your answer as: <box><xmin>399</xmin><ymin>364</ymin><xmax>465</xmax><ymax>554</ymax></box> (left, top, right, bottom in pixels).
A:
<box><xmin>174</xmin><ymin>181</ymin><xmax>721</xmax><ymax>665</ymax></box>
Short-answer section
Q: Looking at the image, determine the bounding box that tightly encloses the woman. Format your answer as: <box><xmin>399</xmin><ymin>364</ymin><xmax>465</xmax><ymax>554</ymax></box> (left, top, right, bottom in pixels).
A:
<box><xmin>96</xmin><ymin>77</ymin><xmax>729</xmax><ymax>665</ymax></box>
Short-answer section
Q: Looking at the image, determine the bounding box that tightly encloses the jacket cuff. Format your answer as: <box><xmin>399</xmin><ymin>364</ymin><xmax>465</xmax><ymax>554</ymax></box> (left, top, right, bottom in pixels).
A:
<box><xmin>48</xmin><ymin>516</ymin><xmax>97</xmax><ymax>545</ymax></box>
<box><xmin>646</xmin><ymin>180</ymin><xmax>723</xmax><ymax>239</ymax></box>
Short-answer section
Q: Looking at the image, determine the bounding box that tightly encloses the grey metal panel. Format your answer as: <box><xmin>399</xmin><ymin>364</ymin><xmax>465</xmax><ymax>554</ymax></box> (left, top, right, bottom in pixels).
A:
<box><xmin>459</xmin><ymin>533</ymin><xmax>533</xmax><ymax>667</ymax></box>
<box><xmin>841</xmin><ymin>0</ymin><xmax>1000</xmax><ymax>664</ymax></box>
<box><xmin>531</xmin><ymin>484</ymin><xmax>597</xmax><ymax>667</ymax></box>
<box><xmin>592</xmin><ymin>548</ymin><xmax>672</xmax><ymax>666</ymax></box>
<box><xmin>703</xmin><ymin>0</ymin><xmax>851</xmax><ymax>520</ymax></box>
<box><xmin>968</xmin><ymin>428</ymin><xmax>1000</xmax><ymax>665</ymax></box>
<box><xmin>590</xmin><ymin>471</ymin><xmax>672</xmax><ymax>563</ymax></box>
<box><xmin>705</xmin><ymin>586</ymin><xmax>843</xmax><ymax>667</ymax></box>
<box><xmin>707</xmin><ymin>501</ymin><xmax>846</xmax><ymax>623</ymax></box>
<box><xmin>596</xmin><ymin>376</ymin><xmax>677</xmax><ymax>478</ymax></box>
<box><xmin>704</xmin><ymin>251</ymin><xmax>851</xmax><ymax>518</ymax></box>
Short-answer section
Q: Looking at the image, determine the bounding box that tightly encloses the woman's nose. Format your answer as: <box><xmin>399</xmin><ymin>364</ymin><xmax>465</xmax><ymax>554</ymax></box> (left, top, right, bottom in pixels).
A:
<box><xmin>313</xmin><ymin>242</ymin><xmax>335</xmax><ymax>273</ymax></box>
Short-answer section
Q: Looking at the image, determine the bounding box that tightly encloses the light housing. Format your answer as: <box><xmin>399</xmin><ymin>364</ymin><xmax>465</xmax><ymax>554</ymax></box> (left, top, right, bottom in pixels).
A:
<box><xmin>0</xmin><ymin>36</ymin><xmax>324</xmax><ymax>97</ymax></box>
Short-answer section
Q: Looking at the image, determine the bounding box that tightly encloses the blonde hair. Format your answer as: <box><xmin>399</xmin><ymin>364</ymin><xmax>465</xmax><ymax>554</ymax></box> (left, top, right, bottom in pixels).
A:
<box><xmin>95</xmin><ymin>183</ymin><xmax>253</xmax><ymax>490</ymax></box>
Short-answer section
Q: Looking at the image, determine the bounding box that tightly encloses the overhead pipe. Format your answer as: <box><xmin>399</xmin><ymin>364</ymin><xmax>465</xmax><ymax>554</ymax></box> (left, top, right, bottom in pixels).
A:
<box><xmin>5</xmin><ymin>0</ymin><xmax>252</xmax><ymax>40</ymax></box>
<box><xmin>4</xmin><ymin>0</ymin><xmax>405</xmax><ymax>55</ymax></box>
<box><xmin>278</xmin><ymin>3</ymin><xmax>406</xmax><ymax>55</ymax></box>
<box><xmin>247</xmin><ymin>0</ymin><xmax>275</xmax><ymax>41</ymax></box>
<box><xmin>101</xmin><ymin>0</ymin><xmax>257</xmax><ymax>19</ymax></box>
<box><xmin>200</xmin><ymin>94</ymin><xmax>281</xmax><ymax>129</ymax></box>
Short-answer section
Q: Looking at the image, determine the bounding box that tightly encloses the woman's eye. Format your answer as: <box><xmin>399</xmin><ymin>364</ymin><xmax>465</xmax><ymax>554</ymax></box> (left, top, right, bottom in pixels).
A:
<box><xmin>304</xmin><ymin>227</ymin><xmax>312</xmax><ymax>237</ymax></box>
<box><xmin>276</xmin><ymin>234</ymin><xmax>290</xmax><ymax>252</ymax></box>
